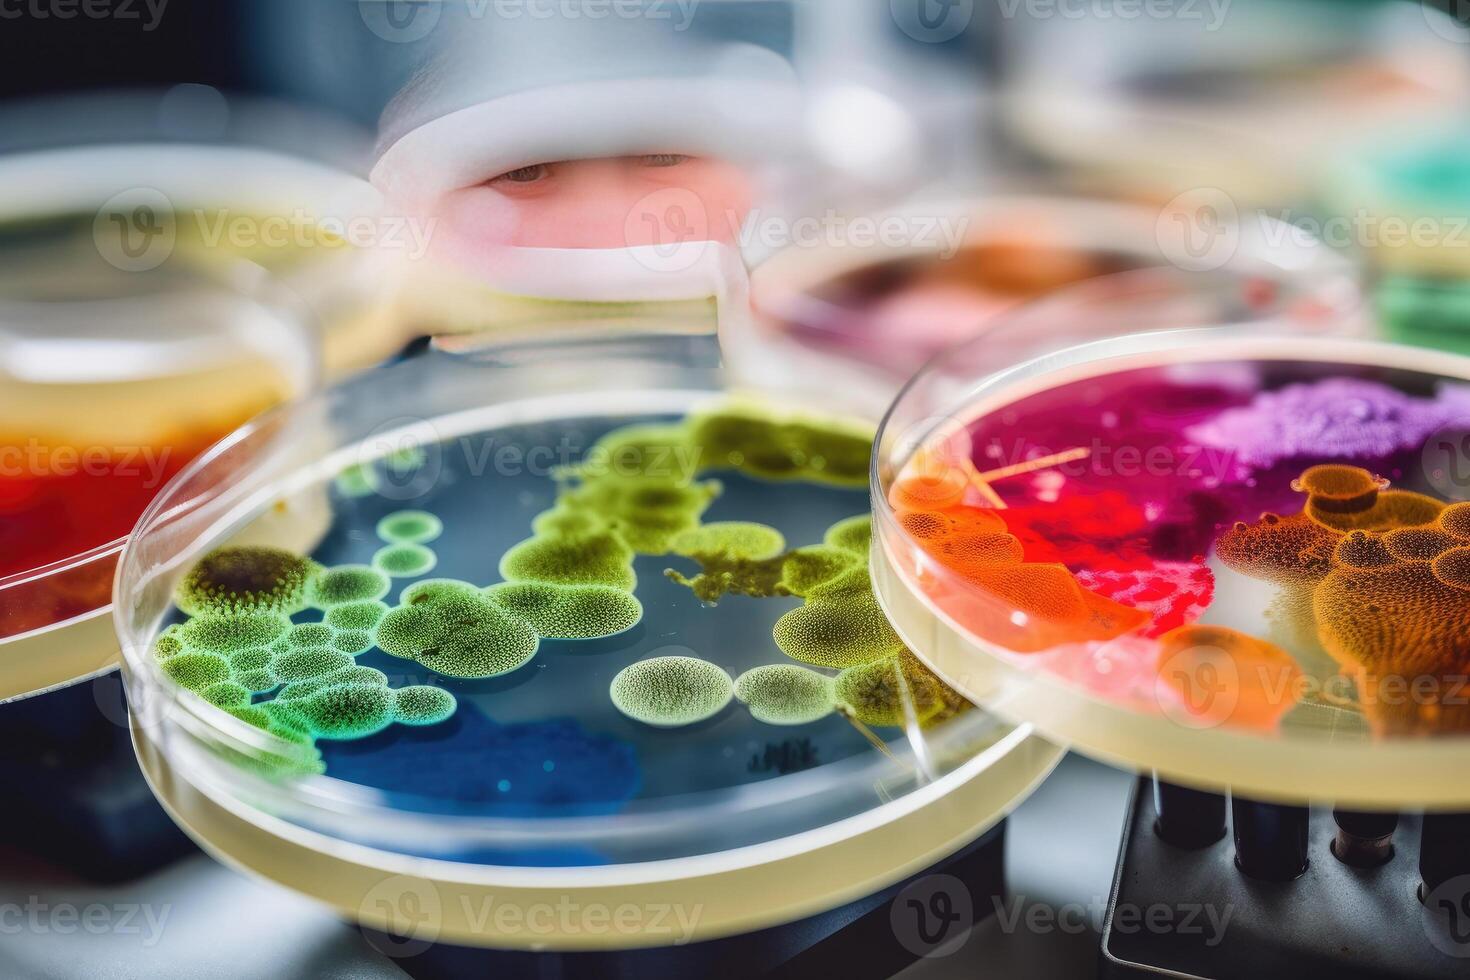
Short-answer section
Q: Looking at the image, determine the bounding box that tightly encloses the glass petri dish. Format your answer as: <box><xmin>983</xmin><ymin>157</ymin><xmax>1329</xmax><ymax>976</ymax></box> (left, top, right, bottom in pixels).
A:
<box><xmin>115</xmin><ymin>326</ymin><xmax>1060</xmax><ymax>949</ymax></box>
<box><xmin>0</xmin><ymin>90</ymin><xmax>408</xmax><ymax>378</ymax></box>
<box><xmin>746</xmin><ymin>195</ymin><xmax>1360</xmax><ymax>390</ymax></box>
<box><xmin>0</xmin><ymin>256</ymin><xmax>316</xmax><ymax>703</ymax></box>
<box><xmin>1003</xmin><ymin>0</ymin><xmax>1470</xmax><ymax>206</ymax></box>
<box><xmin>873</xmin><ymin>321</ymin><xmax>1470</xmax><ymax>810</ymax></box>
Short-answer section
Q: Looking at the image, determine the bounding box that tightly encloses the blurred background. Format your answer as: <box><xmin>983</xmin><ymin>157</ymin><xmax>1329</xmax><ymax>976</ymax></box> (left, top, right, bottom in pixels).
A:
<box><xmin>0</xmin><ymin>2</ymin><xmax>1468</xmax><ymax>978</ymax></box>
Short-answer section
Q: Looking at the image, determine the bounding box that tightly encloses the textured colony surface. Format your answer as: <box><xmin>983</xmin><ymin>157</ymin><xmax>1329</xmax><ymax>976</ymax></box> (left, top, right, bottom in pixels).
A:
<box><xmin>160</xmin><ymin>541</ymin><xmax>460</xmax><ymax>774</ymax></box>
<box><xmin>609</xmin><ymin>655</ymin><xmax>734</xmax><ymax>727</ymax></box>
<box><xmin>895</xmin><ymin>362</ymin><xmax>1470</xmax><ymax>737</ymax></box>
<box><xmin>163</xmin><ymin>405</ymin><xmax>959</xmax><ymax>788</ymax></box>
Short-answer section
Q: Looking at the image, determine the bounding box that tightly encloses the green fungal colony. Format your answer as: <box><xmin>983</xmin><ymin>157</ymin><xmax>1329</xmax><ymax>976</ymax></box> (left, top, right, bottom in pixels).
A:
<box><xmin>610</xmin><ymin>655</ymin><xmax>734</xmax><ymax>727</ymax></box>
<box><xmin>155</xmin><ymin>403</ymin><xmax>948</xmax><ymax>781</ymax></box>
<box><xmin>376</xmin><ymin>510</ymin><xmax>444</xmax><ymax>545</ymax></box>
<box><xmin>375</xmin><ymin>583</ymin><xmax>540</xmax><ymax>678</ymax></box>
<box><xmin>666</xmin><ymin>511</ymin><xmax>970</xmax><ymax>731</ymax></box>
<box><xmin>373</xmin><ymin>542</ymin><xmax>438</xmax><ymax>578</ymax></box>
<box><xmin>159</xmin><ymin>544</ymin><xmax>464</xmax><ymax>774</ymax></box>
<box><xmin>734</xmin><ymin>664</ymin><xmax>835</xmax><ymax>725</ymax></box>
<box><xmin>307</xmin><ymin>565</ymin><xmax>390</xmax><ymax>607</ymax></box>
<box><xmin>176</xmin><ymin>547</ymin><xmax>319</xmax><ymax>617</ymax></box>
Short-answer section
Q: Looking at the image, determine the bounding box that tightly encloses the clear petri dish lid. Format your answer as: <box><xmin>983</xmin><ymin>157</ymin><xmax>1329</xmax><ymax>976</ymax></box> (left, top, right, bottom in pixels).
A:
<box><xmin>872</xmin><ymin>307</ymin><xmax>1470</xmax><ymax>810</ymax></box>
<box><xmin>114</xmin><ymin>327</ymin><xmax>1060</xmax><ymax>947</ymax></box>
<box><xmin>742</xmin><ymin>194</ymin><xmax>1362</xmax><ymax>397</ymax></box>
<box><xmin>0</xmin><ymin>253</ymin><xmax>316</xmax><ymax>701</ymax></box>
<box><xmin>0</xmin><ymin>89</ymin><xmax>410</xmax><ymax>377</ymax></box>
<box><xmin>1003</xmin><ymin>0</ymin><xmax>1470</xmax><ymax>205</ymax></box>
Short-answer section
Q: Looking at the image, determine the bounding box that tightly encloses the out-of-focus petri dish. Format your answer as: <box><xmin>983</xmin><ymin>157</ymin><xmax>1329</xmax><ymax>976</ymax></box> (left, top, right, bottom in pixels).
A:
<box><xmin>872</xmin><ymin>320</ymin><xmax>1470</xmax><ymax>810</ymax></box>
<box><xmin>116</xmin><ymin>325</ymin><xmax>1060</xmax><ymax>950</ymax></box>
<box><xmin>0</xmin><ymin>91</ymin><xmax>408</xmax><ymax>378</ymax></box>
<box><xmin>746</xmin><ymin>195</ymin><xmax>1360</xmax><ymax>389</ymax></box>
<box><xmin>0</xmin><ymin>261</ymin><xmax>318</xmax><ymax>702</ymax></box>
<box><xmin>1003</xmin><ymin>0</ymin><xmax>1470</xmax><ymax>206</ymax></box>
<box><xmin>1325</xmin><ymin>126</ymin><xmax>1470</xmax><ymax>355</ymax></box>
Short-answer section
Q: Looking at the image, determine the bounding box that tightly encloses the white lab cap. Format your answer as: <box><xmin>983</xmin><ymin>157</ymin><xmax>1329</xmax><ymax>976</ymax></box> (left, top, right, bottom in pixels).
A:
<box><xmin>370</xmin><ymin>5</ymin><xmax>802</xmax><ymax>209</ymax></box>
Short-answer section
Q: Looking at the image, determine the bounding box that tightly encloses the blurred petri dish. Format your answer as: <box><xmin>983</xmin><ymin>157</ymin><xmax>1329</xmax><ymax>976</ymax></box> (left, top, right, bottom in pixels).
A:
<box><xmin>0</xmin><ymin>91</ymin><xmax>409</xmax><ymax>378</ymax></box>
<box><xmin>0</xmin><ymin>259</ymin><xmax>318</xmax><ymax>702</ymax></box>
<box><xmin>1325</xmin><ymin>126</ymin><xmax>1470</xmax><ymax>355</ymax></box>
<box><xmin>1004</xmin><ymin>0</ymin><xmax>1470</xmax><ymax>206</ymax></box>
<box><xmin>746</xmin><ymin>195</ymin><xmax>1360</xmax><ymax>390</ymax></box>
<box><xmin>872</xmin><ymin>320</ymin><xmax>1470</xmax><ymax>810</ymax></box>
<box><xmin>115</xmin><ymin>327</ymin><xmax>1060</xmax><ymax>949</ymax></box>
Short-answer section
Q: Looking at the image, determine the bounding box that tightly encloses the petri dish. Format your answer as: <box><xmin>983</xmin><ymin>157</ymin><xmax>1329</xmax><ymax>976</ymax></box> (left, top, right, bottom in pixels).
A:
<box><xmin>747</xmin><ymin>195</ymin><xmax>1360</xmax><ymax>388</ymax></box>
<box><xmin>0</xmin><ymin>91</ymin><xmax>408</xmax><ymax>378</ymax></box>
<box><xmin>0</xmin><ymin>260</ymin><xmax>318</xmax><ymax>703</ymax></box>
<box><xmin>1004</xmin><ymin>0</ymin><xmax>1470</xmax><ymax>206</ymax></box>
<box><xmin>1324</xmin><ymin>126</ymin><xmax>1470</xmax><ymax>355</ymax></box>
<box><xmin>115</xmin><ymin>325</ymin><xmax>1061</xmax><ymax>949</ymax></box>
<box><xmin>872</xmin><ymin>321</ymin><xmax>1470</xmax><ymax>810</ymax></box>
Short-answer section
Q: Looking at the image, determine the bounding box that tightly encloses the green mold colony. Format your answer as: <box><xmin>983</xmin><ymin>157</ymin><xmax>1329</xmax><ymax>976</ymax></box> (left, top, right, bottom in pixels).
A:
<box><xmin>158</xmin><ymin>404</ymin><xmax>942</xmax><ymax>779</ymax></box>
<box><xmin>734</xmin><ymin>664</ymin><xmax>835</xmax><ymax>725</ymax></box>
<box><xmin>376</xmin><ymin>510</ymin><xmax>444</xmax><ymax>545</ymax></box>
<box><xmin>307</xmin><ymin>565</ymin><xmax>390</xmax><ymax>607</ymax></box>
<box><xmin>161</xmin><ymin>544</ymin><xmax>465</xmax><ymax>774</ymax></box>
<box><xmin>610</xmin><ymin>655</ymin><xmax>734</xmax><ymax>727</ymax></box>
<box><xmin>373</xmin><ymin>543</ymin><xmax>438</xmax><ymax>578</ymax></box>
<box><xmin>176</xmin><ymin>547</ymin><xmax>319</xmax><ymax>617</ymax></box>
<box><xmin>666</xmin><ymin>511</ymin><xmax>970</xmax><ymax>730</ymax></box>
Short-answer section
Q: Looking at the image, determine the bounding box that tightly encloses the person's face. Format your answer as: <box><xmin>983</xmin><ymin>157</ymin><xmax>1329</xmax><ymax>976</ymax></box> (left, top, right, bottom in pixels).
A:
<box><xmin>435</xmin><ymin>154</ymin><xmax>753</xmax><ymax>253</ymax></box>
